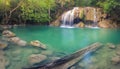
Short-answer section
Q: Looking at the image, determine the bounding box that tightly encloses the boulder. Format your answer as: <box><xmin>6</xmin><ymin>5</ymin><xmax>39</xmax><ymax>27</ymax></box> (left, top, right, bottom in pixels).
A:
<box><xmin>75</xmin><ymin>22</ymin><xmax>85</xmax><ymax>28</ymax></box>
<box><xmin>28</xmin><ymin>54</ymin><xmax>47</xmax><ymax>65</ymax></box>
<box><xmin>30</xmin><ymin>40</ymin><xmax>47</xmax><ymax>49</ymax></box>
<box><xmin>116</xmin><ymin>51</ymin><xmax>120</xmax><ymax>56</ymax></box>
<box><xmin>9</xmin><ymin>37</ymin><xmax>20</xmax><ymax>43</ymax></box>
<box><xmin>16</xmin><ymin>40</ymin><xmax>27</xmax><ymax>46</ymax></box>
<box><xmin>2</xmin><ymin>30</ymin><xmax>16</xmax><ymax>37</ymax></box>
<box><xmin>107</xmin><ymin>43</ymin><xmax>116</xmax><ymax>49</ymax></box>
<box><xmin>50</xmin><ymin>16</ymin><xmax>61</xmax><ymax>26</ymax></box>
<box><xmin>111</xmin><ymin>56</ymin><xmax>120</xmax><ymax>64</ymax></box>
<box><xmin>0</xmin><ymin>41</ymin><xmax>8</xmax><ymax>49</ymax></box>
<box><xmin>0</xmin><ymin>51</ymin><xmax>9</xmax><ymax>69</ymax></box>
<box><xmin>98</xmin><ymin>20</ymin><xmax>117</xmax><ymax>28</ymax></box>
<box><xmin>41</xmin><ymin>50</ymin><xmax>53</xmax><ymax>55</ymax></box>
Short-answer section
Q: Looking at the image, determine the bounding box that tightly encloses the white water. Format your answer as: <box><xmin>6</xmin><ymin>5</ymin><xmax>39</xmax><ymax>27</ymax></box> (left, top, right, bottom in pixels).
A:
<box><xmin>93</xmin><ymin>8</ymin><xmax>97</xmax><ymax>27</ymax></box>
<box><xmin>61</xmin><ymin>7</ymin><xmax>79</xmax><ymax>28</ymax></box>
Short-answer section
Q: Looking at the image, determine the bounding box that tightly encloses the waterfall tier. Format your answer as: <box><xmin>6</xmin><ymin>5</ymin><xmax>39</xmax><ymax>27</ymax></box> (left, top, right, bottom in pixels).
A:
<box><xmin>61</xmin><ymin>7</ymin><xmax>79</xmax><ymax>28</ymax></box>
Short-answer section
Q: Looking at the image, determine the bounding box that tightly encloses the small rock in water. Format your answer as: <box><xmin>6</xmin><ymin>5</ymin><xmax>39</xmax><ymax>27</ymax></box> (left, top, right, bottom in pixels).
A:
<box><xmin>107</xmin><ymin>43</ymin><xmax>116</xmax><ymax>49</ymax></box>
<box><xmin>30</xmin><ymin>40</ymin><xmax>47</xmax><ymax>49</ymax></box>
<box><xmin>9</xmin><ymin>37</ymin><xmax>20</xmax><ymax>43</ymax></box>
<box><xmin>111</xmin><ymin>56</ymin><xmax>120</xmax><ymax>64</ymax></box>
<box><xmin>116</xmin><ymin>51</ymin><xmax>120</xmax><ymax>56</ymax></box>
<box><xmin>0</xmin><ymin>52</ymin><xmax>9</xmax><ymax>69</ymax></box>
<box><xmin>0</xmin><ymin>41</ymin><xmax>8</xmax><ymax>49</ymax></box>
<box><xmin>41</xmin><ymin>50</ymin><xmax>53</xmax><ymax>56</ymax></box>
<box><xmin>29</xmin><ymin>54</ymin><xmax>47</xmax><ymax>65</ymax></box>
<box><xmin>16</xmin><ymin>40</ymin><xmax>27</xmax><ymax>46</ymax></box>
<box><xmin>2</xmin><ymin>30</ymin><xmax>16</xmax><ymax>37</ymax></box>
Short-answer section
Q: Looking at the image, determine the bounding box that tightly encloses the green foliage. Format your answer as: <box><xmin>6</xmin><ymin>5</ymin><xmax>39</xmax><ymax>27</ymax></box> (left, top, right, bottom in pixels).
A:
<box><xmin>21</xmin><ymin>0</ymin><xmax>56</xmax><ymax>23</ymax></box>
<box><xmin>97</xmin><ymin>0</ymin><xmax>120</xmax><ymax>13</ymax></box>
<box><xmin>0</xmin><ymin>0</ymin><xmax>120</xmax><ymax>24</ymax></box>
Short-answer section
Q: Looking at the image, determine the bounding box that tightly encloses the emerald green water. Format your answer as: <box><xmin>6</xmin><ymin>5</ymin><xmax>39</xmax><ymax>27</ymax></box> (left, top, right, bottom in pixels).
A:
<box><xmin>4</xmin><ymin>26</ymin><xmax>120</xmax><ymax>69</ymax></box>
<box><xmin>11</xmin><ymin>26</ymin><xmax>120</xmax><ymax>54</ymax></box>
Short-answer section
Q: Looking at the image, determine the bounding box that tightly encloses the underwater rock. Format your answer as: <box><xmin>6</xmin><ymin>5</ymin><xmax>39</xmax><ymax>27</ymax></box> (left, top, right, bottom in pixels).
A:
<box><xmin>111</xmin><ymin>56</ymin><xmax>120</xmax><ymax>64</ymax></box>
<box><xmin>116</xmin><ymin>51</ymin><xmax>120</xmax><ymax>56</ymax></box>
<box><xmin>107</xmin><ymin>43</ymin><xmax>116</xmax><ymax>49</ymax></box>
<box><xmin>30</xmin><ymin>40</ymin><xmax>47</xmax><ymax>49</ymax></box>
<box><xmin>0</xmin><ymin>51</ymin><xmax>9</xmax><ymax>69</ymax></box>
<box><xmin>9</xmin><ymin>37</ymin><xmax>20</xmax><ymax>43</ymax></box>
<box><xmin>41</xmin><ymin>50</ymin><xmax>53</xmax><ymax>56</ymax></box>
<box><xmin>28</xmin><ymin>54</ymin><xmax>47</xmax><ymax>65</ymax></box>
<box><xmin>9</xmin><ymin>37</ymin><xmax>27</xmax><ymax>46</ymax></box>
<box><xmin>0</xmin><ymin>41</ymin><xmax>8</xmax><ymax>49</ymax></box>
<box><xmin>2</xmin><ymin>30</ymin><xmax>16</xmax><ymax>37</ymax></box>
<box><xmin>16</xmin><ymin>40</ymin><xmax>27</xmax><ymax>46</ymax></box>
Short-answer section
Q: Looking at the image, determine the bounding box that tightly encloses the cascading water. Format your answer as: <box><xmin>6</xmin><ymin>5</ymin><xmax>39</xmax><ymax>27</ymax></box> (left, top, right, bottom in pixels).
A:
<box><xmin>61</xmin><ymin>7</ymin><xmax>79</xmax><ymax>28</ymax></box>
<box><xmin>93</xmin><ymin>8</ymin><xmax>98</xmax><ymax>28</ymax></box>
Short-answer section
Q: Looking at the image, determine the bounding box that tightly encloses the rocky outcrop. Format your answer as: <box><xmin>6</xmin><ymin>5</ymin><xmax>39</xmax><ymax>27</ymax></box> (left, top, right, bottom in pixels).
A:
<box><xmin>98</xmin><ymin>20</ymin><xmax>117</xmax><ymax>28</ymax></box>
<box><xmin>28</xmin><ymin>54</ymin><xmax>47</xmax><ymax>65</ymax></box>
<box><xmin>51</xmin><ymin>7</ymin><xmax>119</xmax><ymax>28</ymax></box>
<box><xmin>2</xmin><ymin>30</ymin><xmax>27</xmax><ymax>46</ymax></box>
<box><xmin>30</xmin><ymin>40</ymin><xmax>47</xmax><ymax>49</ymax></box>
<box><xmin>74</xmin><ymin>22</ymin><xmax>85</xmax><ymax>28</ymax></box>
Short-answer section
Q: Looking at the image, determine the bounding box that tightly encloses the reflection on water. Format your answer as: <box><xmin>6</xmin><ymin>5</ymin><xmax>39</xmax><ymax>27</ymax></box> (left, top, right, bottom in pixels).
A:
<box><xmin>61</xmin><ymin>29</ymin><xmax>74</xmax><ymax>46</ymax></box>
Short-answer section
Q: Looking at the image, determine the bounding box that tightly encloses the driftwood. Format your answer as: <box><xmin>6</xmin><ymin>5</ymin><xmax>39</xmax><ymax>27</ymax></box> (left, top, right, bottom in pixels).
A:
<box><xmin>23</xmin><ymin>42</ymin><xmax>102</xmax><ymax>69</ymax></box>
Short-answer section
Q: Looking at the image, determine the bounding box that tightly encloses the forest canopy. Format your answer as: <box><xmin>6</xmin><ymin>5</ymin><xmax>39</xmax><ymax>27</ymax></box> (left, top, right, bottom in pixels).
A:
<box><xmin>0</xmin><ymin>0</ymin><xmax>119</xmax><ymax>25</ymax></box>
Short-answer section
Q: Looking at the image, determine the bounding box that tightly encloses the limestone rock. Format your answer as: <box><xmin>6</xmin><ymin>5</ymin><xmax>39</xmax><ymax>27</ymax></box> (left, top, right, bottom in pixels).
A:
<box><xmin>107</xmin><ymin>43</ymin><xmax>116</xmax><ymax>49</ymax></box>
<box><xmin>16</xmin><ymin>40</ymin><xmax>27</xmax><ymax>46</ymax></box>
<box><xmin>50</xmin><ymin>16</ymin><xmax>61</xmax><ymax>26</ymax></box>
<box><xmin>30</xmin><ymin>40</ymin><xmax>47</xmax><ymax>49</ymax></box>
<box><xmin>98</xmin><ymin>20</ymin><xmax>117</xmax><ymax>28</ymax></box>
<box><xmin>9</xmin><ymin>37</ymin><xmax>20</xmax><ymax>43</ymax></box>
<box><xmin>116</xmin><ymin>51</ymin><xmax>120</xmax><ymax>56</ymax></box>
<box><xmin>0</xmin><ymin>41</ymin><xmax>8</xmax><ymax>49</ymax></box>
<box><xmin>2</xmin><ymin>30</ymin><xmax>16</xmax><ymax>37</ymax></box>
<box><xmin>41</xmin><ymin>50</ymin><xmax>53</xmax><ymax>55</ymax></box>
<box><xmin>29</xmin><ymin>54</ymin><xmax>47</xmax><ymax>65</ymax></box>
<box><xmin>75</xmin><ymin>22</ymin><xmax>85</xmax><ymax>28</ymax></box>
<box><xmin>111</xmin><ymin>56</ymin><xmax>120</xmax><ymax>64</ymax></box>
<box><xmin>0</xmin><ymin>52</ymin><xmax>9</xmax><ymax>69</ymax></box>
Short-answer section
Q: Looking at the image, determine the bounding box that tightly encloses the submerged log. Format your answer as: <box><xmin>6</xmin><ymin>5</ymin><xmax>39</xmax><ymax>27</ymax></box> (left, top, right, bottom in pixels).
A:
<box><xmin>23</xmin><ymin>42</ymin><xmax>103</xmax><ymax>69</ymax></box>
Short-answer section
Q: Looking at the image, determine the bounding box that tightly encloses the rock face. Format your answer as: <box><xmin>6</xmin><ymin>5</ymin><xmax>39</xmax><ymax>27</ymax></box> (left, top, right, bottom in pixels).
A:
<box><xmin>30</xmin><ymin>40</ymin><xmax>47</xmax><ymax>49</ymax></box>
<box><xmin>98</xmin><ymin>20</ymin><xmax>117</xmax><ymax>28</ymax></box>
<box><xmin>28</xmin><ymin>54</ymin><xmax>47</xmax><ymax>65</ymax></box>
<box><xmin>51</xmin><ymin>7</ymin><xmax>118</xmax><ymax>28</ymax></box>
<box><xmin>75</xmin><ymin>22</ymin><xmax>85</xmax><ymax>28</ymax></box>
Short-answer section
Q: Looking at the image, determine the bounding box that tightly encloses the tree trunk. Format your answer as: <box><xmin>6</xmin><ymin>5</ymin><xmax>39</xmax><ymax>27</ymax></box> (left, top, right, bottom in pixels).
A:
<box><xmin>23</xmin><ymin>42</ymin><xmax>103</xmax><ymax>69</ymax></box>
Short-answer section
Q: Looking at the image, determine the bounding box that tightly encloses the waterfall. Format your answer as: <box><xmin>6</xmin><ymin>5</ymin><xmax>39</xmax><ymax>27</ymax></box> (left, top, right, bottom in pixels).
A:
<box><xmin>93</xmin><ymin>8</ymin><xmax>98</xmax><ymax>27</ymax></box>
<box><xmin>61</xmin><ymin>7</ymin><xmax>79</xmax><ymax>28</ymax></box>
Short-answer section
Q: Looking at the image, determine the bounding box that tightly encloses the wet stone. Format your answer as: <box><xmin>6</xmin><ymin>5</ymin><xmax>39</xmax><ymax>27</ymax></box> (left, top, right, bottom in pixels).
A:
<box><xmin>28</xmin><ymin>54</ymin><xmax>47</xmax><ymax>65</ymax></box>
<box><xmin>107</xmin><ymin>43</ymin><xmax>116</xmax><ymax>49</ymax></box>
<box><xmin>111</xmin><ymin>56</ymin><xmax>120</xmax><ymax>65</ymax></box>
